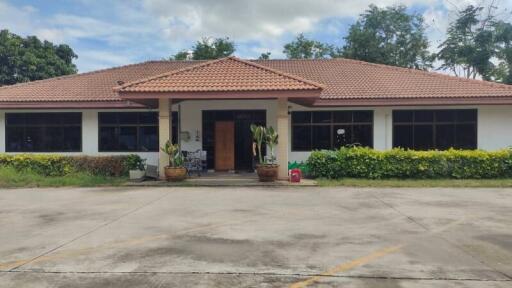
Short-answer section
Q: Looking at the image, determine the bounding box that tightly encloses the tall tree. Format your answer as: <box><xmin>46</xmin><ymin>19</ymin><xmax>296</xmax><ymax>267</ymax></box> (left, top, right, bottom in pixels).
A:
<box><xmin>171</xmin><ymin>37</ymin><xmax>235</xmax><ymax>60</ymax></box>
<box><xmin>493</xmin><ymin>21</ymin><xmax>512</xmax><ymax>84</ymax></box>
<box><xmin>283</xmin><ymin>34</ymin><xmax>334</xmax><ymax>59</ymax></box>
<box><xmin>343</xmin><ymin>5</ymin><xmax>432</xmax><ymax>69</ymax></box>
<box><xmin>0</xmin><ymin>29</ymin><xmax>77</xmax><ymax>86</ymax></box>
<box><xmin>436</xmin><ymin>5</ymin><xmax>497</xmax><ymax>79</ymax></box>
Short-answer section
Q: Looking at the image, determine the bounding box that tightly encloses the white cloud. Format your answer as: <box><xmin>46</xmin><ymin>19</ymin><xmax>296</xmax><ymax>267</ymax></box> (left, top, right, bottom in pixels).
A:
<box><xmin>1</xmin><ymin>0</ymin><xmax>511</xmax><ymax>72</ymax></box>
<box><xmin>143</xmin><ymin>0</ymin><xmax>438</xmax><ymax>42</ymax></box>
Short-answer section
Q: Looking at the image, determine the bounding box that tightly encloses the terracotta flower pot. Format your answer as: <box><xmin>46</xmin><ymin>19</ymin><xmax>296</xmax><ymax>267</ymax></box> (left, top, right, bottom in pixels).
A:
<box><xmin>164</xmin><ymin>166</ymin><xmax>187</xmax><ymax>182</ymax></box>
<box><xmin>256</xmin><ymin>164</ymin><xmax>279</xmax><ymax>182</ymax></box>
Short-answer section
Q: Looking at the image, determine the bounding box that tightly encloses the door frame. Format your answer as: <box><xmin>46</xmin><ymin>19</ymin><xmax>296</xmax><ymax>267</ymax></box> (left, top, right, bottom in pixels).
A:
<box><xmin>202</xmin><ymin>110</ymin><xmax>267</xmax><ymax>171</ymax></box>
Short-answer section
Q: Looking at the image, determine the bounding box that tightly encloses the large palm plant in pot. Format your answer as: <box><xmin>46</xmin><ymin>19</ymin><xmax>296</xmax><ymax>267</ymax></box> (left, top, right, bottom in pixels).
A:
<box><xmin>250</xmin><ymin>125</ymin><xmax>279</xmax><ymax>182</ymax></box>
<box><xmin>161</xmin><ymin>140</ymin><xmax>187</xmax><ymax>181</ymax></box>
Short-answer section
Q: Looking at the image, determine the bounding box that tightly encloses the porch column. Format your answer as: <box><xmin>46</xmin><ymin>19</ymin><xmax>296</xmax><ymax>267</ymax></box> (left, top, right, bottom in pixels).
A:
<box><xmin>159</xmin><ymin>98</ymin><xmax>172</xmax><ymax>179</ymax></box>
<box><xmin>276</xmin><ymin>97</ymin><xmax>289</xmax><ymax>180</ymax></box>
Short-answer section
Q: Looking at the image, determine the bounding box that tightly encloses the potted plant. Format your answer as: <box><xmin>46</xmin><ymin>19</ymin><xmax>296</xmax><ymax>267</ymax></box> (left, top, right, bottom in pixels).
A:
<box><xmin>161</xmin><ymin>140</ymin><xmax>187</xmax><ymax>181</ymax></box>
<box><xmin>127</xmin><ymin>154</ymin><xmax>146</xmax><ymax>180</ymax></box>
<box><xmin>250</xmin><ymin>124</ymin><xmax>279</xmax><ymax>182</ymax></box>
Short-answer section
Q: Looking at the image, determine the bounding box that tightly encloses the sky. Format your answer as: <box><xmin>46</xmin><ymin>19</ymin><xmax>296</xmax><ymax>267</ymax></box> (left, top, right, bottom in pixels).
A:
<box><xmin>1</xmin><ymin>0</ymin><xmax>510</xmax><ymax>72</ymax></box>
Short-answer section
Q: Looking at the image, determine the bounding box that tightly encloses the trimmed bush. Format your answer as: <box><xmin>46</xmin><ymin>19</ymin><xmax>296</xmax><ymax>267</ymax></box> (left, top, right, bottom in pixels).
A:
<box><xmin>0</xmin><ymin>154</ymin><xmax>143</xmax><ymax>177</ymax></box>
<box><xmin>307</xmin><ymin>147</ymin><xmax>512</xmax><ymax>179</ymax></box>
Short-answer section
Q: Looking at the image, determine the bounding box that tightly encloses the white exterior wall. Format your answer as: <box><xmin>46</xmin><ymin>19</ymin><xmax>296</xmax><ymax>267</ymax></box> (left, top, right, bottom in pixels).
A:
<box><xmin>0</xmin><ymin>104</ymin><xmax>511</xmax><ymax>166</ymax></box>
<box><xmin>478</xmin><ymin>106</ymin><xmax>512</xmax><ymax>150</ymax></box>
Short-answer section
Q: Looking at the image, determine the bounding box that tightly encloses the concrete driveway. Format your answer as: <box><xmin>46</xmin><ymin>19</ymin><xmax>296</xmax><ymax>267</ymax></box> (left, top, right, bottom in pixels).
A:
<box><xmin>0</xmin><ymin>186</ymin><xmax>511</xmax><ymax>287</ymax></box>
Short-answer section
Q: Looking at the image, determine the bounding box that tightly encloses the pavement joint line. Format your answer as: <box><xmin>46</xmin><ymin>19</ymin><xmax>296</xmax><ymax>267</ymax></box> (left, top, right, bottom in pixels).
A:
<box><xmin>7</xmin><ymin>189</ymin><xmax>175</xmax><ymax>272</ymax></box>
<box><xmin>370</xmin><ymin>191</ymin><xmax>512</xmax><ymax>281</ymax></box>
<box><xmin>371</xmin><ymin>192</ymin><xmax>430</xmax><ymax>232</ymax></box>
<box><xmin>2</xmin><ymin>270</ymin><xmax>511</xmax><ymax>282</ymax></box>
<box><xmin>0</xmin><ymin>208</ymin><xmax>284</xmax><ymax>270</ymax></box>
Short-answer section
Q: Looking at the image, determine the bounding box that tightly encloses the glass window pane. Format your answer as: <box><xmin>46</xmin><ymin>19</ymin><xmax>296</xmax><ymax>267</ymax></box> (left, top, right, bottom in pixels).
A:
<box><xmin>456</xmin><ymin>110</ymin><xmax>477</xmax><ymax>122</ymax></box>
<box><xmin>414</xmin><ymin>111</ymin><xmax>434</xmax><ymax>123</ymax></box>
<box><xmin>6</xmin><ymin>127</ymin><xmax>24</xmax><ymax>152</ymax></box>
<box><xmin>25</xmin><ymin>113</ymin><xmax>47</xmax><ymax>125</ymax></box>
<box><xmin>63</xmin><ymin>127</ymin><xmax>81</xmax><ymax>151</ymax></box>
<box><xmin>333</xmin><ymin>125</ymin><xmax>352</xmax><ymax>148</ymax></box>
<box><xmin>292</xmin><ymin>126</ymin><xmax>311</xmax><ymax>151</ymax></box>
<box><xmin>139</xmin><ymin>126</ymin><xmax>158</xmax><ymax>152</ymax></box>
<box><xmin>455</xmin><ymin>124</ymin><xmax>477</xmax><ymax>149</ymax></box>
<box><xmin>393</xmin><ymin>125</ymin><xmax>413</xmax><ymax>149</ymax></box>
<box><xmin>414</xmin><ymin>125</ymin><xmax>434</xmax><ymax>150</ymax></box>
<box><xmin>312</xmin><ymin>112</ymin><xmax>331</xmax><ymax>123</ymax></box>
<box><xmin>312</xmin><ymin>125</ymin><xmax>331</xmax><ymax>149</ymax></box>
<box><xmin>292</xmin><ymin>112</ymin><xmax>311</xmax><ymax>124</ymax></box>
<box><xmin>139</xmin><ymin>112</ymin><xmax>158</xmax><ymax>125</ymax></box>
<box><xmin>6</xmin><ymin>114</ymin><xmax>25</xmax><ymax>125</ymax></box>
<box><xmin>99</xmin><ymin>127</ymin><xmax>117</xmax><ymax>151</ymax></box>
<box><xmin>353</xmin><ymin>111</ymin><xmax>372</xmax><ymax>123</ymax></box>
<box><xmin>393</xmin><ymin>111</ymin><xmax>413</xmax><ymax>122</ymax></box>
<box><xmin>435</xmin><ymin>124</ymin><xmax>455</xmax><ymax>150</ymax></box>
<box><xmin>99</xmin><ymin>113</ymin><xmax>118</xmax><ymax>124</ymax></box>
<box><xmin>118</xmin><ymin>127</ymin><xmax>137</xmax><ymax>151</ymax></box>
<box><xmin>353</xmin><ymin>125</ymin><xmax>373</xmax><ymax>147</ymax></box>
<box><xmin>118</xmin><ymin>113</ymin><xmax>138</xmax><ymax>125</ymax></box>
<box><xmin>24</xmin><ymin>127</ymin><xmax>44</xmax><ymax>152</ymax></box>
<box><xmin>333</xmin><ymin>111</ymin><xmax>352</xmax><ymax>123</ymax></box>
<box><xmin>436</xmin><ymin>110</ymin><xmax>456</xmax><ymax>122</ymax></box>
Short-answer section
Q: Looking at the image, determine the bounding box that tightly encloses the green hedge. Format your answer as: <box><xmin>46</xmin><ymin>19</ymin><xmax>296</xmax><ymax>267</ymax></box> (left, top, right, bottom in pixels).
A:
<box><xmin>0</xmin><ymin>154</ymin><xmax>143</xmax><ymax>177</ymax></box>
<box><xmin>307</xmin><ymin>147</ymin><xmax>512</xmax><ymax>179</ymax></box>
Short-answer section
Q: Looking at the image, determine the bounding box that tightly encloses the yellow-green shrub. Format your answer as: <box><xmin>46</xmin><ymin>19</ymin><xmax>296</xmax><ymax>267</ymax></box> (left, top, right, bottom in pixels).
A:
<box><xmin>0</xmin><ymin>154</ymin><xmax>142</xmax><ymax>177</ymax></box>
<box><xmin>307</xmin><ymin>147</ymin><xmax>512</xmax><ymax>179</ymax></box>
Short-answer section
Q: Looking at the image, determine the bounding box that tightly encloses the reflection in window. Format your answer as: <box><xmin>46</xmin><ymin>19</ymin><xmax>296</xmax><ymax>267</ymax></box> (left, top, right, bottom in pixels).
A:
<box><xmin>98</xmin><ymin>112</ymin><xmax>179</xmax><ymax>152</ymax></box>
<box><xmin>291</xmin><ymin>111</ymin><xmax>373</xmax><ymax>151</ymax></box>
<box><xmin>393</xmin><ymin>109</ymin><xmax>477</xmax><ymax>150</ymax></box>
<box><xmin>6</xmin><ymin>113</ymin><xmax>82</xmax><ymax>152</ymax></box>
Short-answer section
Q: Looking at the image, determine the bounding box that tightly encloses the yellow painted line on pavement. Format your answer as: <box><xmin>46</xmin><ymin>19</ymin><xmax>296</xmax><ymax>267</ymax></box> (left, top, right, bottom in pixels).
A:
<box><xmin>289</xmin><ymin>245</ymin><xmax>403</xmax><ymax>288</ymax></box>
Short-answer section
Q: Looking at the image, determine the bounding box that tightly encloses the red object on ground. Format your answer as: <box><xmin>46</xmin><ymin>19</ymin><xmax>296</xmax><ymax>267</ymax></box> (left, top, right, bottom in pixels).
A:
<box><xmin>289</xmin><ymin>169</ymin><xmax>302</xmax><ymax>183</ymax></box>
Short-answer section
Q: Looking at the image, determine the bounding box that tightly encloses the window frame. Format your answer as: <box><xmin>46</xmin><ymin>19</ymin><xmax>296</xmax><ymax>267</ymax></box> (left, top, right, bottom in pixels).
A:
<box><xmin>291</xmin><ymin>110</ymin><xmax>374</xmax><ymax>152</ymax></box>
<box><xmin>5</xmin><ymin>112</ymin><xmax>82</xmax><ymax>153</ymax></box>
<box><xmin>392</xmin><ymin>109</ymin><xmax>478</xmax><ymax>150</ymax></box>
<box><xmin>98</xmin><ymin>111</ymin><xmax>175</xmax><ymax>152</ymax></box>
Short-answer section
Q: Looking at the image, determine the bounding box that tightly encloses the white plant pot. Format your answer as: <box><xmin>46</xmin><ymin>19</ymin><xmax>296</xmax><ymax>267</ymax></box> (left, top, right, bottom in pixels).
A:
<box><xmin>129</xmin><ymin>170</ymin><xmax>145</xmax><ymax>180</ymax></box>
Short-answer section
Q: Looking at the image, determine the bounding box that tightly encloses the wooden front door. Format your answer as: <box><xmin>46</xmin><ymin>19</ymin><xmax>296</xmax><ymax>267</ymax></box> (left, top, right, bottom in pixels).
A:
<box><xmin>214</xmin><ymin>121</ymin><xmax>235</xmax><ymax>171</ymax></box>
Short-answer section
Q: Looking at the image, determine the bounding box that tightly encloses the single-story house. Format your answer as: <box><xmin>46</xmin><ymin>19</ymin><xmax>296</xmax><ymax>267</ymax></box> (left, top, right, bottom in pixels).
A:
<box><xmin>1</xmin><ymin>56</ymin><xmax>512</xmax><ymax>179</ymax></box>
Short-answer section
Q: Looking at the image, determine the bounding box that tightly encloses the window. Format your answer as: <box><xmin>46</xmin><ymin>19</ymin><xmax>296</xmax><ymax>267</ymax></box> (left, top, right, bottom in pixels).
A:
<box><xmin>6</xmin><ymin>113</ymin><xmax>82</xmax><ymax>152</ymax></box>
<box><xmin>393</xmin><ymin>109</ymin><xmax>477</xmax><ymax>150</ymax></box>
<box><xmin>291</xmin><ymin>111</ymin><xmax>373</xmax><ymax>151</ymax></box>
<box><xmin>98</xmin><ymin>112</ymin><xmax>178</xmax><ymax>152</ymax></box>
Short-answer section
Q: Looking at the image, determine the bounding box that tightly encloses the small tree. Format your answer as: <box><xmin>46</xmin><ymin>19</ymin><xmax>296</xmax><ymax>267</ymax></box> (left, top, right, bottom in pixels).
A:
<box><xmin>250</xmin><ymin>124</ymin><xmax>265</xmax><ymax>164</ymax></box>
<box><xmin>171</xmin><ymin>37</ymin><xmax>235</xmax><ymax>60</ymax></box>
<box><xmin>264</xmin><ymin>126</ymin><xmax>278</xmax><ymax>164</ymax></box>
<box><xmin>258</xmin><ymin>52</ymin><xmax>271</xmax><ymax>60</ymax></box>
<box><xmin>250</xmin><ymin>125</ymin><xmax>279</xmax><ymax>165</ymax></box>
<box><xmin>283</xmin><ymin>34</ymin><xmax>334</xmax><ymax>59</ymax></box>
<box><xmin>160</xmin><ymin>140</ymin><xmax>184</xmax><ymax>168</ymax></box>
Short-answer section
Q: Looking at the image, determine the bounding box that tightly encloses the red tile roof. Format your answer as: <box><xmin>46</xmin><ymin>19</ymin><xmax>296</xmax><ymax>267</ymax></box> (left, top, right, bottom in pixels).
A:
<box><xmin>0</xmin><ymin>57</ymin><xmax>511</xmax><ymax>108</ymax></box>
<box><xmin>116</xmin><ymin>57</ymin><xmax>324</xmax><ymax>93</ymax></box>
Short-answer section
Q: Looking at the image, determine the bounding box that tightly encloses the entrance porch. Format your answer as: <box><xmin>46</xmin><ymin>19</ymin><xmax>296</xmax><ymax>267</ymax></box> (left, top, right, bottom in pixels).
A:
<box><xmin>158</xmin><ymin>98</ymin><xmax>289</xmax><ymax>179</ymax></box>
<box><xmin>114</xmin><ymin>57</ymin><xmax>324</xmax><ymax>179</ymax></box>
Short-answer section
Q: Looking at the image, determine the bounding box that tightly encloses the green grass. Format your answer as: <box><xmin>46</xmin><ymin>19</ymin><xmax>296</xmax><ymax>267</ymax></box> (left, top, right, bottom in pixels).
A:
<box><xmin>317</xmin><ymin>178</ymin><xmax>512</xmax><ymax>188</ymax></box>
<box><xmin>0</xmin><ymin>167</ymin><xmax>127</xmax><ymax>188</ymax></box>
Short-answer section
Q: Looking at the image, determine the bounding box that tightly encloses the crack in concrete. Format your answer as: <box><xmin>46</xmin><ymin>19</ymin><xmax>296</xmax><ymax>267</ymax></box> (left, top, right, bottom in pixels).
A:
<box><xmin>8</xmin><ymin>189</ymin><xmax>174</xmax><ymax>271</ymax></box>
<box><xmin>2</xmin><ymin>270</ymin><xmax>512</xmax><ymax>282</ymax></box>
<box><xmin>370</xmin><ymin>191</ymin><xmax>512</xmax><ymax>281</ymax></box>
